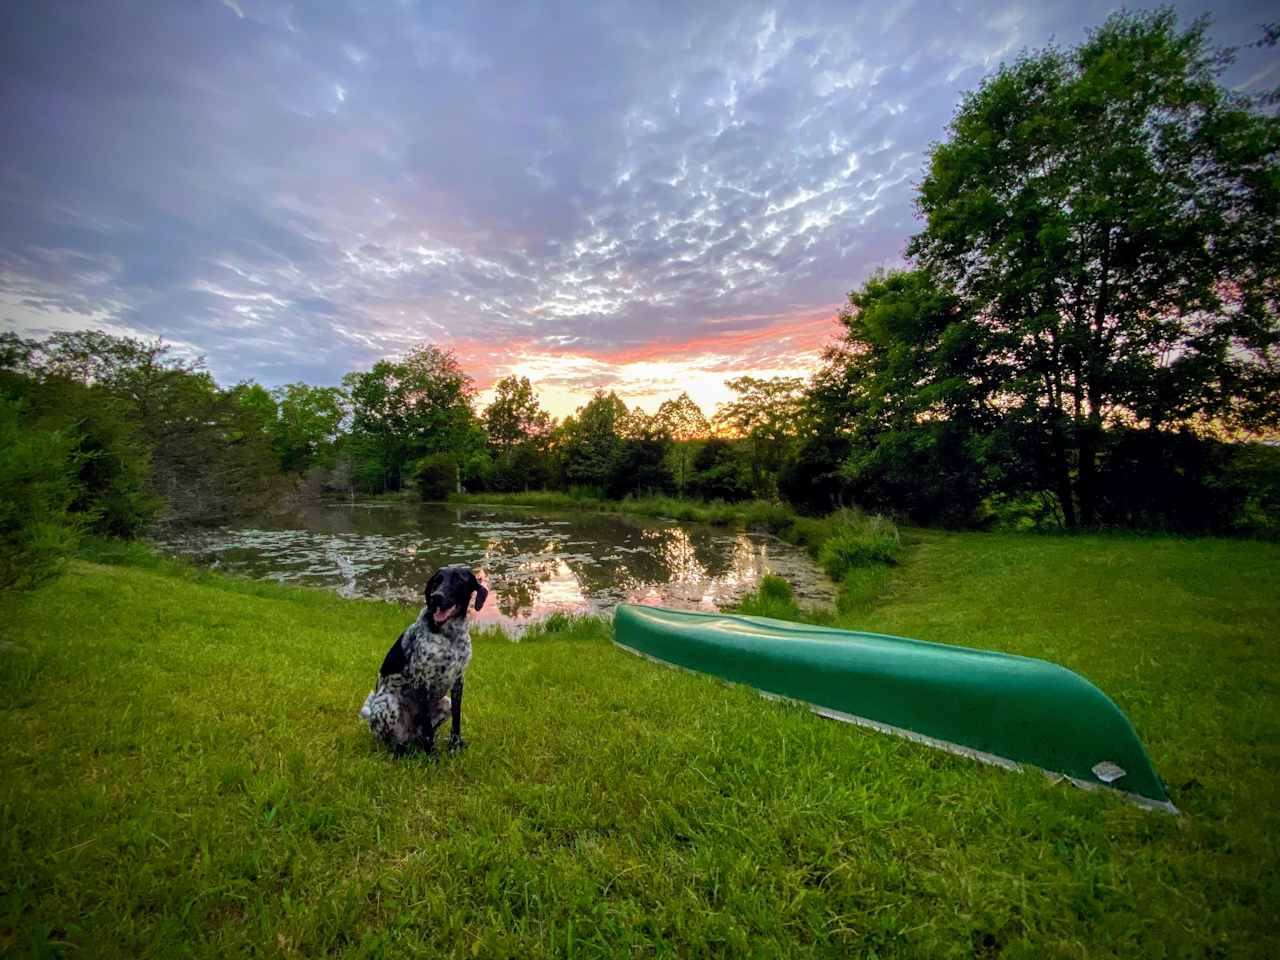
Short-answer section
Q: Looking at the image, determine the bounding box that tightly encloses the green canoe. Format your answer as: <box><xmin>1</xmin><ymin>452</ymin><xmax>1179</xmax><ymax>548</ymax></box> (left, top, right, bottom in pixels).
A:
<box><xmin>613</xmin><ymin>604</ymin><xmax>1175</xmax><ymax>812</ymax></box>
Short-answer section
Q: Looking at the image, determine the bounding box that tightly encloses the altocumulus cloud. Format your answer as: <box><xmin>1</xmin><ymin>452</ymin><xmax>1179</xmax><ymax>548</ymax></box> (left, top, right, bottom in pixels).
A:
<box><xmin>1</xmin><ymin>0</ymin><xmax>1274</xmax><ymax>414</ymax></box>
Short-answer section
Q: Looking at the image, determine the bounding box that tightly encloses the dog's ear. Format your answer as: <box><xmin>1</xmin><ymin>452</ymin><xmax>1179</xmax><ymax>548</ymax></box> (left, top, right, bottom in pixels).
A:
<box><xmin>424</xmin><ymin>570</ymin><xmax>443</xmax><ymax>602</ymax></box>
<box><xmin>468</xmin><ymin>569</ymin><xmax>488</xmax><ymax>611</ymax></box>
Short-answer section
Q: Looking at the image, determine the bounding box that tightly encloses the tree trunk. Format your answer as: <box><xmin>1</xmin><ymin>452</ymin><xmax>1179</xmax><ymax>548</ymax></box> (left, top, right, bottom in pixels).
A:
<box><xmin>1076</xmin><ymin>417</ymin><xmax>1102</xmax><ymax>528</ymax></box>
<box><xmin>1079</xmin><ymin>222</ymin><xmax>1111</xmax><ymax>529</ymax></box>
<box><xmin>1050</xmin><ymin>416</ymin><xmax>1078</xmax><ymax>529</ymax></box>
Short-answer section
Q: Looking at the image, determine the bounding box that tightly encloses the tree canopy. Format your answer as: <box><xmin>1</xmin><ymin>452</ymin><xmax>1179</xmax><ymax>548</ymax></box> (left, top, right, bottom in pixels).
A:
<box><xmin>900</xmin><ymin>9</ymin><xmax>1279</xmax><ymax>526</ymax></box>
<box><xmin>342</xmin><ymin>344</ymin><xmax>480</xmax><ymax>492</ymax></box>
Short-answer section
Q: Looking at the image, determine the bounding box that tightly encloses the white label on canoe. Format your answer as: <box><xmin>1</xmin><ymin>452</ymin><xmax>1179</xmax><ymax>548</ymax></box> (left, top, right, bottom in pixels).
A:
<box><xmin>1092</xmin><ymin>761</ymin><xmax>1127</xmax><ymax>783</ymax></box>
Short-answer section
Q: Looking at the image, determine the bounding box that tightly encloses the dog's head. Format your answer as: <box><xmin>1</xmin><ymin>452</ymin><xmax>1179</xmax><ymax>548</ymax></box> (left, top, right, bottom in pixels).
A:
<box><xmin>423</xmin><ymin>564</ymin><xmax>487</xmax><ymax>632</ymax></box>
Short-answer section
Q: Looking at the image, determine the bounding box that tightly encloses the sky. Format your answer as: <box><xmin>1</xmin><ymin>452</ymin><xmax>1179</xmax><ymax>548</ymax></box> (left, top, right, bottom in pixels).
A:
<box><xmin>1</xmin><ymin>1</ymin><xmax>1276</xmax><ymax>418</ymax></box>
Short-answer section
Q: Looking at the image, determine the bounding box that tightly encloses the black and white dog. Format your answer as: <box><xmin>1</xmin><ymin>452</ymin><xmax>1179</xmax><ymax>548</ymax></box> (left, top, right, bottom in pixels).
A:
<box><xmin>360</xmin><ymin>564</ymin><xmax>487</xmax><ymax>756</ymax></box>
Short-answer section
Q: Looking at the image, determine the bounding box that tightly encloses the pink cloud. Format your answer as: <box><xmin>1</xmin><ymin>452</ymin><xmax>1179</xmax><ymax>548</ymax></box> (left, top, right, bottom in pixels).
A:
<box><xmin>451</xmin><ymin>305</ymin><xmax>842</xmax><ymax>418</ymax></box>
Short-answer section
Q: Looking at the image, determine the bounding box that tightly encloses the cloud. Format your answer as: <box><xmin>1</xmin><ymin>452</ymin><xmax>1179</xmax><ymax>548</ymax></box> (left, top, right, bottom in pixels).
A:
<box><xmin>2</xmin><ymin>0</ymin><xmax>1276</xmax><ymax>413</ymax></box>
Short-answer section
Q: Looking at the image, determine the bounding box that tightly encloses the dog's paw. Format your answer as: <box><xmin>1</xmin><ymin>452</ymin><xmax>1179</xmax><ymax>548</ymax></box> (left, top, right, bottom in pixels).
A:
<box><xmin>429</xmin><ymin>695</ymin><xmax>451</xmax><ymax>727</ymax></box>
<box><xmin>448</xmin><ymin>737</ymin><xmax>468</xmax><ymax>754</ymax></box>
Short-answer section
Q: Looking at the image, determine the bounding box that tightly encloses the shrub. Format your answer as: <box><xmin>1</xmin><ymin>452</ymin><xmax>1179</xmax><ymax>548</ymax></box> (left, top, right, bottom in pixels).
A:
<box><xmin>1225</xmin><ymin>442</ymin><xmax>1280</xmax><ymax>536</ymax></box>
<box><xmin>687</xmin><ymin>439</ymin><xmax>753</xmax><ymax>502</ymax></box>
<box><xmin>779</xmin><ymin>434</ymin><xmax>852</xmax><ymax>515</ymax></box>
<box><xmin>0</xmin><ymin>399</ymin><xmax>83</xmax><ymax>590</ymax></box>
<box><xmin>413</xmin><ymin>454</ymin><xmax>458</xmax><ymax>501</ymax></box>
<box><xmin>736</xmin><ymin>574</ymin><xmax>803</xmax><ymax>621</ymax></box>
<box><xmin>816</xmin><ymin>509</ymin><xmax>901</xmax><ymax>579</ymax></box>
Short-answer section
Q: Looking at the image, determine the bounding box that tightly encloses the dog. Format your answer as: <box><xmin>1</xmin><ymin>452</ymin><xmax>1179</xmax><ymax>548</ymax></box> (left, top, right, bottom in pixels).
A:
<box><xmin>360</xmin><ymin>564</ymin><xmax>487</xmax><ymax>756</ymax></box>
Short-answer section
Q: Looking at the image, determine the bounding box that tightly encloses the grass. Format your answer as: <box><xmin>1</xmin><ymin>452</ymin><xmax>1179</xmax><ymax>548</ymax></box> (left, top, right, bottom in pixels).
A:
<box><xmin>2</xmin><ymin>530</ymin><xmax>1279</xmax><ymax>957</ymax></box>
<box><xmin>447</xmin><ymin>490</ymin><xmax>796</xmax><ymax>532</ymax></box>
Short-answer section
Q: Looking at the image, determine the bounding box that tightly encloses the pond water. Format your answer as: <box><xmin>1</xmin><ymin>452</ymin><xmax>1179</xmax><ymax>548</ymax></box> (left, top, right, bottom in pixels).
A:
<box><xmin>151</xmin><ymin>501</ymin><xmax>836</xmax><ymax>630</ymax></box>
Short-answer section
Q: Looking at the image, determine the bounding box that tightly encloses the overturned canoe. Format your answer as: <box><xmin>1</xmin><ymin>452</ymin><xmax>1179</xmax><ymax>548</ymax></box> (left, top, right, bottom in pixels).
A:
<box><xmin>613</xmin><ymin>604</ymin><xmax>1175</xmax><ymax>812</ymax></box>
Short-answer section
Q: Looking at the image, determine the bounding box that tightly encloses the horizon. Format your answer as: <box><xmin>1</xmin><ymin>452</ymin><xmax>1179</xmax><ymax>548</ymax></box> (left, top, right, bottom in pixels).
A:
<box><xmin>2</xmin><ymin>0</ymin><xmax>1275</xmax><ymax>419</ymax></box>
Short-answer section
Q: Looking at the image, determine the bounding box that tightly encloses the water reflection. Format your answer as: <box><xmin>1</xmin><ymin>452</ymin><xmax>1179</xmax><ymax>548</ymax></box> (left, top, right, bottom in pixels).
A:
<box><xmin>151</xmin><ymin>502</ymin><xmax>835</xmax><ymax>629</ymax></box>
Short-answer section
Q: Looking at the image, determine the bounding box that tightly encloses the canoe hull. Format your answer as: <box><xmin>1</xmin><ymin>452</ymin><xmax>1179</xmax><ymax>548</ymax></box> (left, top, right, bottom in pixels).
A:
<box><xmin>613</xmin><ymin>604</ymin><xmax>1175</xmax><ymax>812</ymax></box>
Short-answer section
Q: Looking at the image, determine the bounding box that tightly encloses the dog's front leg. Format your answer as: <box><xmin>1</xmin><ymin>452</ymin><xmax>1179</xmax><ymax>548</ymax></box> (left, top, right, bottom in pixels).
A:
<box><xmin>448</xmin><ymin>676</ymin><xmax>467</xmax><ymax>753</ymax></box>
<box><xmin>407</xmin><ymin>692</ymin><xmax>440</xmax><ymax>759</ymax></box>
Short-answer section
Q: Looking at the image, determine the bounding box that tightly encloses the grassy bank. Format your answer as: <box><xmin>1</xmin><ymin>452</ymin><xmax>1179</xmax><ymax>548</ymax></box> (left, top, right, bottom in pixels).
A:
<box><xmin>448</xmin><ymin>490</ymin><xmax>796</xmax><ymax>531</ymax></box>
<box><xmin>2</xmin><ymin>532</ymin><xmax>1279</xmax><ymax>957</ymax></box>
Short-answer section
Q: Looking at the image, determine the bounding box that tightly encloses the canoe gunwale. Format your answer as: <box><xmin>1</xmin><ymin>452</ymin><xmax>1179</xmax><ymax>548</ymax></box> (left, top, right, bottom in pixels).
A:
<box><xmin>612</xmin><ymin>638</ymin><xmax>1180</xmax><ymax>816</ymax></box>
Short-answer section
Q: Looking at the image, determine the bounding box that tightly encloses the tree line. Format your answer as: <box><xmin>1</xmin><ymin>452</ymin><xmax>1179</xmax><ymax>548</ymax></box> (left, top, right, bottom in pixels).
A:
<box><xmin>0</xmin><ymin>329</ymin><xmax>801</xmax><ymax>518</ymax></box>
<box><xmin>2</xmin><ymin>10</ymin><xmax>1277</xmax><ymax>588</ymax></box>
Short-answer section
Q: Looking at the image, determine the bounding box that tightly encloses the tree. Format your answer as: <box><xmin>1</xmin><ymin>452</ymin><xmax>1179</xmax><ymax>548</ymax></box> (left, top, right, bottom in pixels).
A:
<box><xmin>3</xmin><ymin>331</ymin><xmax>278</xmax><ymax>526</ymax></box>
<box><xmin>342</xmin><ymin>344</ymin><xmax>480</xmax><ymax>493</ymax></box>
<box><xmin>653</xmin><ymin>392</ymin><xmax>710</xmax><ymax>494</ymax></box>
<box><xmin>713</xmin><ymin>376</ymin><xmax>808</xmax><ymax>497</ymax></box>
<box><xmin>270</xmin><ymin>383</ymin><xmax>345</xmax><ymax>473</ymax></box>
<box><xmin>556</xmin><ymin>391</ymin><xmax>628</xmax><ymax>491</ymax></box>
<box><xmin>611</xmin><ymin>408</ymin><xmax>673</xmax><ymax>497</ymax></box>
<box><xmin>908</xmin><ymin>9</ymin><xmax>1280</xmax><ymax>526</ymax></box>
<box><xmin>230</xmin><ymin>382</ymin><xmax>278</xmax><ymax>450</ymax></box>
<box><xmin>144</xmin><ymin>371</ymin><xmax>281</xmax><ymax>524</ymax></box>
<box><xmin>7</xmin><ymin>375</ymin><xmax>159</xmax><ymax>537</ymax></box>
<box><xmin>687</xmin><ymin>437</ymin><xmax>752</xmax><ymax>502</ymax></box>
<box><xmin>809</xmin><ymin>269</ymin><xmax>1003</xmax><ymax>524</ymax></box>
<box><xmin>483</xmin><ymin>376</ymin><xmax>554</xmax><ymax>491</ymax></box>
<box><xmin>484</xmin><ymin>376</ymin><xmax>552</xmax><ymax>454</ymax></box>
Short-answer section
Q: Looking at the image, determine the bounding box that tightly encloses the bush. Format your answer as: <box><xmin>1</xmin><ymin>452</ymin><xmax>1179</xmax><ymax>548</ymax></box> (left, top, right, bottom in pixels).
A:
<box><xmin>413</xmin><ymin>454</ymin><xmax>459</xmax><ymax>501</ymax></box>
<box><xmin>842</xmin><ymin>423</ymin><xmax>991</xmax><ymax>528</ymax></box>
<box><xmin>608</xmin><ymin>436</ymin><xmax>673</xmax><ymax>499</ymax></box>
<box><xmin>816</xmin><ymin>509</ymin><xmax>901</xmax><ymax>579</ymax></box>
<box><xmin>982</xmin><ymin>491</ymin><xmax>1065</xmax><ymax>531</ymax></box>
<box><xmin>1225</xmin><ymin>443</ymin><xmax>1280</xmax><ymax>536</ymax></box>
<box><xmin>779</xmin><ymin>434</ymin><xmax>852</xmax><ymax>514</ymax></box>
<box><xmin>0</xmin><ymin>399</ymin><xmax>83</xmax><ymax>590</ymax></box>
<box><xmin>687</xmin><ymin>439</ymin><xmax>753</xmax><ymax>502</ymax></box>
<box><xmin>735</xmin><ymin>574</ymin><xmax>803</xmax><ymax>621</ymax></box>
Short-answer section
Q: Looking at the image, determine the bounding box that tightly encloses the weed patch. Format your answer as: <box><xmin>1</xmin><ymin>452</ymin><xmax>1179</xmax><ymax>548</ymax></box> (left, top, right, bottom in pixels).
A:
<box><xmin>816</xmin><ymin>510</ymin><xmax>902</xmax><ymax>579</ymax></box>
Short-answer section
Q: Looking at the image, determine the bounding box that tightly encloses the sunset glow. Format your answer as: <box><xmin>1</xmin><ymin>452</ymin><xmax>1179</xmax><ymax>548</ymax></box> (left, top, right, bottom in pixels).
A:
<box><xmin>2</xmin><ymin>2</ymin><xmax>1273</xmax><ymax>416</ymax></box>
<box><xmin>463</xmin><ymin>308</ymin><xmax>839</xmax><ymax>417</ymax></box>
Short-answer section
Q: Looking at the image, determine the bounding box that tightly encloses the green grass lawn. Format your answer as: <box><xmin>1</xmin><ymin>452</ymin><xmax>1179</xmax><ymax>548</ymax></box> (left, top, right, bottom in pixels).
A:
<box><xmin>2</xmin><ymin>531</ymin><xmax>1278</xmax><ymax>957</ymax></box>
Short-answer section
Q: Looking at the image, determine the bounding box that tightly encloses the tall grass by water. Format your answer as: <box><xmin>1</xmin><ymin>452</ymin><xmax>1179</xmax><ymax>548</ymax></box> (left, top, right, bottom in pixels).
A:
<box><xmin>448</xmin><ymin>490</ymin><xmax>796</xmax><ymax>531</ymax></box>
<box><xmin>2</xmin><ymin>529</ymin><xmax>1278</xmax><ymax>956</ymax></box>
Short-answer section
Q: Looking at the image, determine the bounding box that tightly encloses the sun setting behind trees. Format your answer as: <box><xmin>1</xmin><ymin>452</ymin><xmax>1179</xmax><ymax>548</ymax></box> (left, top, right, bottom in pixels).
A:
<box><xmin>4</xmin><ymin>8</ymin><xmax>1279</xmax><ymax>559</ymax></box>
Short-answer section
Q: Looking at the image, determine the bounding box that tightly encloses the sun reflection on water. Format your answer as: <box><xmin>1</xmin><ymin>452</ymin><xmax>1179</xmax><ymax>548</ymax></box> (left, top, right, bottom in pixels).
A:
<box><xmin>151</xmin><ymin>502</ymin><xmax>836</xmax><ymax>630</ymax></box>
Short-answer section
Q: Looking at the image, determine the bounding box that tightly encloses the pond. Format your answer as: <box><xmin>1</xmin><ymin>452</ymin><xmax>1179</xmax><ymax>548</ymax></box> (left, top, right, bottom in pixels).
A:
<box><xmin>151</xmin><ymin>501</ymin><xmax>836</xmax><ymax>630</ymax></box>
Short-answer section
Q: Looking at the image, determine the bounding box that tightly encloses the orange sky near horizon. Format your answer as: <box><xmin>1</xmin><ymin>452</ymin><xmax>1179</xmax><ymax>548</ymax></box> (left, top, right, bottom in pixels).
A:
<box><xmin>458</xmin><ymin>307</ymin><xmax>843</xmax><ymax>419</ymax></box>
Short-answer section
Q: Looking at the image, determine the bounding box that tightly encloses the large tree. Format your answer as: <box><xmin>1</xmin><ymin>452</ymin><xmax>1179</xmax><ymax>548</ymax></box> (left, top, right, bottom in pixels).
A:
<box><xmin>482</xmin><ymin>376</ymin><xmax>555</xmax><ymax>491</ymax></box>
<box><xmin>556</xmin><ymin>391</ymin><xmax>628</xmax><ymax>491</ymax></box>
<box><xmin>653</xmin><ymin>392</ymin><xmax>710</xmax><ymax>494</ymax></box>
<box><xmin>807</xmin><ymin>268</ymin><xmax>1007</xmax><ymax>522</ymax></box>
<box><xmin>4</xmin><ymin>331</ymin><xmax>277</xmax><ymax>526</ymax></box>
<box><xmin>908</xmin><ymin>10</ymin><xmax>1280</xmax><ymax>526</ymax></box>
<box><xmin>342</xmin><ymin>344</ymin><xmax>479</xmax><ymax>492</ymax></box>
<box><xmin>271</xmin><ymin>383</ymin><xmax>346</xmax><ymax>474</ymax></box>
<box><xmin>713</xmin><ymin>376</ymin><xmax>807</xmax><ymax>496</ymax></box>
